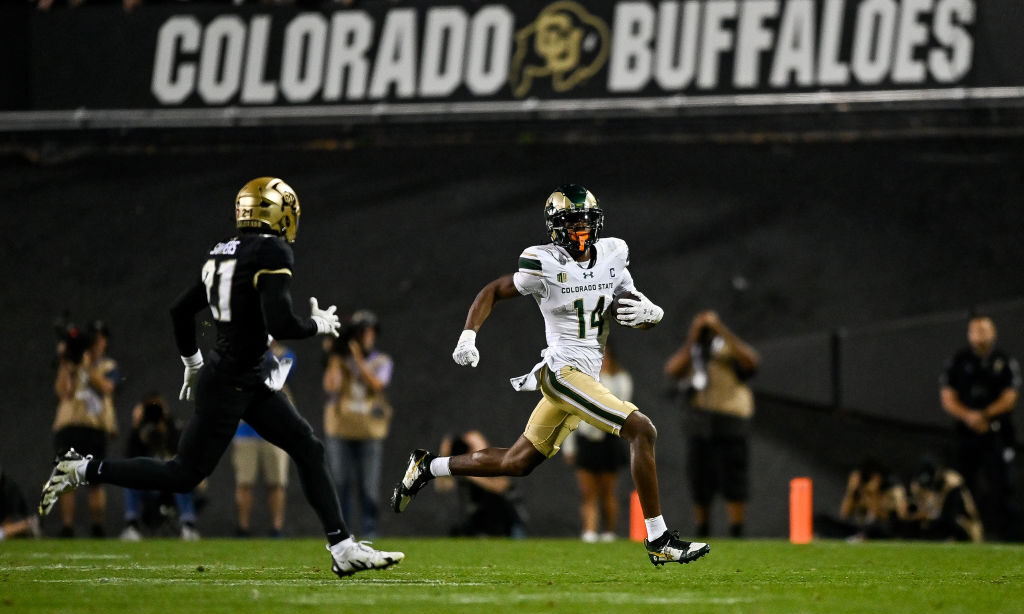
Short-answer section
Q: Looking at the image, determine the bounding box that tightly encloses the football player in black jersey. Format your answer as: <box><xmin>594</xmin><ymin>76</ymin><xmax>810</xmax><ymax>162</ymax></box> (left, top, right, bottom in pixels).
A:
<box><xmin>40</xmin><ymin>177</ymin><xmax>403</xmax><ymax>577</ymax></box>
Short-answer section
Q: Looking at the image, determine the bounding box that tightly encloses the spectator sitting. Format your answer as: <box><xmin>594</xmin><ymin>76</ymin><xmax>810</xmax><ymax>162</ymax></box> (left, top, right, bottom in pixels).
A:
<box><xmin>814</xmin><ymin>458</ymin><xmax>911</xmax><ymax>541</ymax></box>
<box><xmin>434</xmin><ymin>430</ymin><xmax>527</xmax><ymax>538</ymax></box>
<box><xmin>1</xmin><ymin>465</ymin><xmax>40</xmax><ymax>540</ymax></box>
<box><xmin>907</xmin><ymin>458</ymin><xmax>983</xmax><ymax>543</ymax></box>
<box><xmin>119</xmin><ymin>393</ymin><xmax>199</xmax><ymax>541</ymax></box>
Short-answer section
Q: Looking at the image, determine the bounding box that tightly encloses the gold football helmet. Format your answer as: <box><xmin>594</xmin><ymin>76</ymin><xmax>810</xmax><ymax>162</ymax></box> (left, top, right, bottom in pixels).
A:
<box><xmin>235</xmin><ymin>177</ymin><xmax>300</xmax><ymax>243</ymax></box>
<box><xmin>544</xmin><ymin>184</ymin><xmax>602</xmax><ymax>255</ymax></box>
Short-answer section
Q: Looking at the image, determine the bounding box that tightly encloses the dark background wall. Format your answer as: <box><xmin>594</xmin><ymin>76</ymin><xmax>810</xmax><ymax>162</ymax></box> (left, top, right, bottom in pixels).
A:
<box><xmin>3</xmin><ymin>135</ymin><xmax>1022</xmax><ymax>539</ymax></box>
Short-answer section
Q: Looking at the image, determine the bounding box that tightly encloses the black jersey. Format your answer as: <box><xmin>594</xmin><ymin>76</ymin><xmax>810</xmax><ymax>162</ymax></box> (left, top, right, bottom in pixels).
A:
<box><xmin>171</xmin><ymin>232</ymin><xmax>315</xmax><ymax>381</ymax></box>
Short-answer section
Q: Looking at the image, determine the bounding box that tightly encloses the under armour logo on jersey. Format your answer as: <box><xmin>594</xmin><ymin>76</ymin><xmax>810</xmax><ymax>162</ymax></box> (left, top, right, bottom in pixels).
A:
<box><xmin>583</xmin><ymin>272</ymin><xmax>594</xmax><ymax>279</ymax></box>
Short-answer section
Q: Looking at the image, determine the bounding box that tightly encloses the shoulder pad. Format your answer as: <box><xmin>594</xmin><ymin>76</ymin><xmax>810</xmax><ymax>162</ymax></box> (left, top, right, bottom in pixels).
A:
<box><xmin>518</xmin><ymin>244</ymin><xmax>567</xmax><ymax>274</ymax></box>
<box><xmin>600</xmin><ymin>237</ymin><xmax>630</xmax><ymax>267</ymax></box>
<box><xmin>257</xmin><ymin>235</ymin><xmax>295</xmax><ymax>271</ymax></box>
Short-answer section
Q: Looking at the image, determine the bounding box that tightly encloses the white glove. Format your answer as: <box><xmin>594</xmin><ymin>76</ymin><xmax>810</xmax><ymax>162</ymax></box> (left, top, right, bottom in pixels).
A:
<box><xmin>452</xmin><ymin>329</ymin><xmax>480</xmax><ymax>367</ymax></box>
<box><xmin>179</xmin><ymin>350</ymin><xmax>203</xmax><ymax>401</ymax></box>
<box><xmin>615</xmin><ymin>291</ymin><xmax>664</xmax><ymax>328</ymax></box>
<box><xmin>309</xmin><ymin>297</ymin><xmax>340</xmax><ymax>337</ymax></box>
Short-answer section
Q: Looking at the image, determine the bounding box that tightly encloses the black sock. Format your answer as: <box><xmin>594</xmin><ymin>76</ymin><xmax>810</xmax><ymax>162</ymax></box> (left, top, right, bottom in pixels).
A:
<box><xmin>326</xmin><ymin>529</ymin><xmax>348</xmax><ymax>547</ymax></box>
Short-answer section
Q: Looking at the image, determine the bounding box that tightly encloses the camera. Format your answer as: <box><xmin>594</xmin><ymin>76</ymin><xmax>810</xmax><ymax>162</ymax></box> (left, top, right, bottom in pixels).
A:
<box><xmin>330</xmin><ymin>310</ymin><xmax>380</xmax><ymax>356</ymax></box>
<box><xmin>330</xmin><ymin>323</ymin><xmax>358</xmax><ymax>355</ymax></box>
<box><xmin>54</xmin><ymin>312</ymin><xmax>92</xmax><ymax>365</ymax></box>
<box><xmin>141</xmin><ymin>401</ymin><xmax>166</xmax><ymax>426</ymax></box>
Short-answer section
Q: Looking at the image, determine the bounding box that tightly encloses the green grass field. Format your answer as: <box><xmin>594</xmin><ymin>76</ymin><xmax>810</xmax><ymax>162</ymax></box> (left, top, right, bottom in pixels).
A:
<box><xmin>2</xmin><ymin>538</ymin><xmax>1022</xmax><ymax>614</ymax></box>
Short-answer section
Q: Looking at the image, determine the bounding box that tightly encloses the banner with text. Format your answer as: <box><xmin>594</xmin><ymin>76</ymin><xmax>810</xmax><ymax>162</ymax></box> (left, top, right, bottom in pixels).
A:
<box><xmin>17</xmin><ymin>0</ymin><xmax>1024</xmax><ymax>123</ymax></box>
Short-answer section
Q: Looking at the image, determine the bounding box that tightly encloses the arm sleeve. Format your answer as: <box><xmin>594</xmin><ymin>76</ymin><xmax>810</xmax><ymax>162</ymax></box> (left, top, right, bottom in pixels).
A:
<box><xmin>258</xmin><ymin>273</ymin><xmax>317</xmax><ymax>340</ymax></box>
<box><xmin>513</xmin><ymin>271</ymin><xmax>547</xmax><ymax>297</ymax></box>
<box><xmin>170</xmin><ymin>280</ymin><xmax>209</xmax><ymax>357</ymax></box>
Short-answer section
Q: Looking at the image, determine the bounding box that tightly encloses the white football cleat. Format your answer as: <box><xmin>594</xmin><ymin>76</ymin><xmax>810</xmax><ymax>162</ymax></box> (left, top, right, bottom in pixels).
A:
<box><xmin>328</xmin><ymin>540</ymin><xmax>404</xmax><ymax>578</ymax></box>
<box><xmin>181</xmin><ymin>524</ymin><xmax>200</xmax><ymax>541</ymax></box>
<box><xmin>39</xmin><ymin>448</ymin><xmax>91</xmax><ymax>516</ymax></box>
<box><xmin>120</xmin><ymin>525</ymin><xmax>143</xmax><ymax>542</ymax></box>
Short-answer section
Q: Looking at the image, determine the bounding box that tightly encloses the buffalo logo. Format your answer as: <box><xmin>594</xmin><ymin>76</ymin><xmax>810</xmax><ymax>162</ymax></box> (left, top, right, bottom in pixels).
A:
<box><xmin>509</xmin><ymin>1</ymin><xmax>610</xmax><ymax>98</ymax></box>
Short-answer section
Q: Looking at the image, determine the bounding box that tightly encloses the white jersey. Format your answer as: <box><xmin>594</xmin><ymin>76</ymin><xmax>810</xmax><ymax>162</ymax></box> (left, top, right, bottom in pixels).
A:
<box><xmin>510</xmin><ymin>237</ymin><xmax>636</xmax><ymax>389</ymax></box>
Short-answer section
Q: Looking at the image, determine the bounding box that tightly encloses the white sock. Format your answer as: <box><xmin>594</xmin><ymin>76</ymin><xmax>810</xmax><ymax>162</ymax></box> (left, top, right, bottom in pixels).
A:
<box><xmin>76</xmin><ymin>461</ymin><xmax>89</xmax><ymax>480</ymax></box>
<box><xmin>645</xmin><ymin>515</ymin><xmax>668</xmax><ymax>541</ymax></box>
<box><xmin>429</xmin><ymin>457</ymin><xmax>452</xmax><ymax>478</ymax></box>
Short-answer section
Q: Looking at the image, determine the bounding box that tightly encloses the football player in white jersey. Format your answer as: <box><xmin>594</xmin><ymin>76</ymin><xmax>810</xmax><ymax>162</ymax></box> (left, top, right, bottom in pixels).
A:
<box><xmin>392</xmin><ymin>184</ymin><xmax>710</xmax><ymax>566</ymax></box>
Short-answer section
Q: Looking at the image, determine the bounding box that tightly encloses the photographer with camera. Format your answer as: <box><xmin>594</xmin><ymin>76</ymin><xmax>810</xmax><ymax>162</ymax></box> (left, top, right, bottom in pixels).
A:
<box><xmin>51</xmin><ymin>319</ymin><xmax>119</xmax><ymax>537</ymax></box>
<box><xmin>120</xmin><ymin>392</ymin><xmax>199</xmax><ymax>541</ymax></box>
<box><xmin>665</xmin><ymin>310</ymin><xmax>759</xmax><ymax>538</ymax></box>
<box><xmin>322</xmin><ymin>310</ymin><xmax>393</xmax><ymax>539</ymax></box>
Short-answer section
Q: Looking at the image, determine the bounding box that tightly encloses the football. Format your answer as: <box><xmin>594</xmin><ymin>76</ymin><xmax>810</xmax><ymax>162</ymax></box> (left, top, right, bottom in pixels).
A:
<box><xmin>610</xmin><ymin>291</ymin><xmax>641</xmax><ymax>326</ymax></box>
<box><xmin>606</xmin><ymin>290</ymin><xmax>655</xmax><ymax>329</ymax></box>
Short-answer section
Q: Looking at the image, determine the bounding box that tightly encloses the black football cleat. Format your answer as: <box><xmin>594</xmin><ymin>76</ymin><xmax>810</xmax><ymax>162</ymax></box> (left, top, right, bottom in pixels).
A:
<box><xmin>390</xmin><ymin>449</ymin><xmax>435</xmax><ymax>513</ymax></box>
<box><xmin>644</xmin><ymin>530</ymin><xmax>710</xmax><ymax>566</ymax></box>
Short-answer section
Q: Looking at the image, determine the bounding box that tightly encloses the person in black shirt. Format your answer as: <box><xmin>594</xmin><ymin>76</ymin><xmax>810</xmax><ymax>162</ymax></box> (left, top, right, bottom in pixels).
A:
<box><xmin>939</xmin><ymin>314</ymin><xmax>1021</xmax><ymax>541</ymax></box>
<box><xmin>39</xmin><ymin>177</ymin><xmax>403</xmax><ymax>577</ymax></box>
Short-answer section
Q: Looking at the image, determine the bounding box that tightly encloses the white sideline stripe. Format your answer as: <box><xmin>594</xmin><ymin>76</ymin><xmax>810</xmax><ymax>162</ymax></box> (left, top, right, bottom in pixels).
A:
<box><xmin>24</xmin><ymin>577</ymin><xmax>754</xmax><ymax>603</ymax></box>
<box><xmin>9</xmin><ymin>564</ymin><xmax>294</xmax><ymax>572</ymax></box>
<box><xmin>28</xmin><ymin>578</ymin><xmax>489</xmax><ymax>587</ymax></box>
<box><xmin>22</xmin><ymin>553</ymin><xmax>130</xmax><ymax>559</ymax></box>
<box><xmin>286</xmin><ymin>593</ymin><xmax>754</xmax><ymax>605</ymax></box>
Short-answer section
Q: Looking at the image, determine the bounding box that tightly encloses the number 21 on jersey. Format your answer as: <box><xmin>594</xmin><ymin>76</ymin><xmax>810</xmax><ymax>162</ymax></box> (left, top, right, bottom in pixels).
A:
<box><xmin>202</xmin><ymin>259</ymin><xmax>236</xmax><ymax>322</ymax></box>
